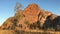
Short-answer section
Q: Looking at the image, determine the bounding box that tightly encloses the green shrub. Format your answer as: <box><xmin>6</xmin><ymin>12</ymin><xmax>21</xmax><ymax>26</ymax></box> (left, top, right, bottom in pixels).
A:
<box><xmin>25</xmin><ymin>20</ymin><xmax>30</xmax><ymax>26</ymax></box>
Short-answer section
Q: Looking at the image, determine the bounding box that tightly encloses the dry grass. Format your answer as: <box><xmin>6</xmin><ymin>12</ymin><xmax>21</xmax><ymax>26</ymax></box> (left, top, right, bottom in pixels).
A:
<box><xmin>0</xmin><ymin>29</ymin><xmax>60</xmax><ymax>34</ymax></box>
<box><xmin>0</xmin><ymin>30</ymin><xmax>15</xmax><ymax>34</ymax></box>
<box><xmin>19</xmin><ymin>29</ymin><xmax>60</xmax><ymax>34</ymax></box>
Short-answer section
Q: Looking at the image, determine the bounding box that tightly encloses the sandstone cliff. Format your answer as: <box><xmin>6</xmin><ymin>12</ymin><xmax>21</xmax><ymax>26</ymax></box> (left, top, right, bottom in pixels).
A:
<box><xmin>0</xmin><ymin>3</ymin><xmax>60</xmax><ymax>34</ymax></box>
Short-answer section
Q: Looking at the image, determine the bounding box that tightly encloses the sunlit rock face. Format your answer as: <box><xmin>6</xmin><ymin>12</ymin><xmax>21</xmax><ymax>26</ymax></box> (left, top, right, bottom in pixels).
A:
<box><xmin>0</xmin><ymin>3</ymin><xmax>60</xmax><ymax>31</ymax></box>
<box><xmin>23</xmin><ymin>4</ymin><xmax>41</xmax><ymax>24</ymax></box>
<box><xmin>24</xmin><ymin>4</ymin><xmax>41</xmax><ymax>16</ymax></box>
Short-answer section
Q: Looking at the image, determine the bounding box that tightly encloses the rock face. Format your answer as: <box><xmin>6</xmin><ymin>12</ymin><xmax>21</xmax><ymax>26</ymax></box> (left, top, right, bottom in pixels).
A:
<box><xmin>0</xmin><ymin>3</ymin><xmax>60</xmax><ymax>31</ymax></box>
<box><xmin>23</xmin><ymin>4</ymin><xmax>41</xmax><ymax>24</ymax></box>
<box><xmin>24</xmin><ymin>4</ymin><xmax>41</xmax><ymax>16</ymax></box>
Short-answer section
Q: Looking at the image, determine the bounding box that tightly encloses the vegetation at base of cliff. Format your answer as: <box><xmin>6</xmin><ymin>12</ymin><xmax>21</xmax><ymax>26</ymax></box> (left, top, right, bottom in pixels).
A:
<box><xmin>43</xmin><ymin>16</ymin><xmax>60</xmax><ymax>31</ymax></box>
<box><xmin>25</xmin><ymin>20</ymin><xmax>30</xmax><ymax>26</ymax></box>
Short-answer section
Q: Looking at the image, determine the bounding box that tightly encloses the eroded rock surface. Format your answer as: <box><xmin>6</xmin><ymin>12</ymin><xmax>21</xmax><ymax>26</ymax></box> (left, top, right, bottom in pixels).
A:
<box><xmin>0</xmin><ymin>4</ymin><xmax>60</xmax><ymax>34</ymax></box>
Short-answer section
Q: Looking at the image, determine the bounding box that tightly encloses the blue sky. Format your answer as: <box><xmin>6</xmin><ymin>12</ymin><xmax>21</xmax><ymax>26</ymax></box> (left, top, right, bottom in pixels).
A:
<box><xmin>0</xmin><ymin>0</ymin><xmax>60</xmax><ymax>26</ymax></box>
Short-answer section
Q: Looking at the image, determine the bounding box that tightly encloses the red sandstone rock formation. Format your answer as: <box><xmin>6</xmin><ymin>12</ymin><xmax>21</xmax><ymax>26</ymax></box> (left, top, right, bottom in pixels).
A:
<box><xmin>0</xmin><ymin>3</ymin><xmax>58</xmax><ymax>31</ymax></box>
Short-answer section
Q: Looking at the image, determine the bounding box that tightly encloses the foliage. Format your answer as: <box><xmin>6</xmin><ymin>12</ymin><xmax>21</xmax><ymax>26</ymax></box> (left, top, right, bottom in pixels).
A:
<box><xmin>25</xmin><ymin>20</ymin><xmax>30</xmax><ymax>26</ymax></box>
<box><xmin>14</xmin><ymin>2</ymin><xmax>22</xmax><ymax>13</ymax></box>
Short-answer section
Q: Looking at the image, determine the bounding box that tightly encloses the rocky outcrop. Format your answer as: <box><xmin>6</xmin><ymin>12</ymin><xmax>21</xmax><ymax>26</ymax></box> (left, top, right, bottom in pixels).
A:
<box><xmin>0</xmin><ymin>3</ymin><xmax>60</xmax><ymax>31</ymax></box>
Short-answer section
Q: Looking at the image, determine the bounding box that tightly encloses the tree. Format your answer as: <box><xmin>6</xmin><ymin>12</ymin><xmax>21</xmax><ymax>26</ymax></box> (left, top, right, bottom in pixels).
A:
<box><xmin>14</xmin><ymin>2</ymin><xmax>22</xmax><ymax>13</ymax></box>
